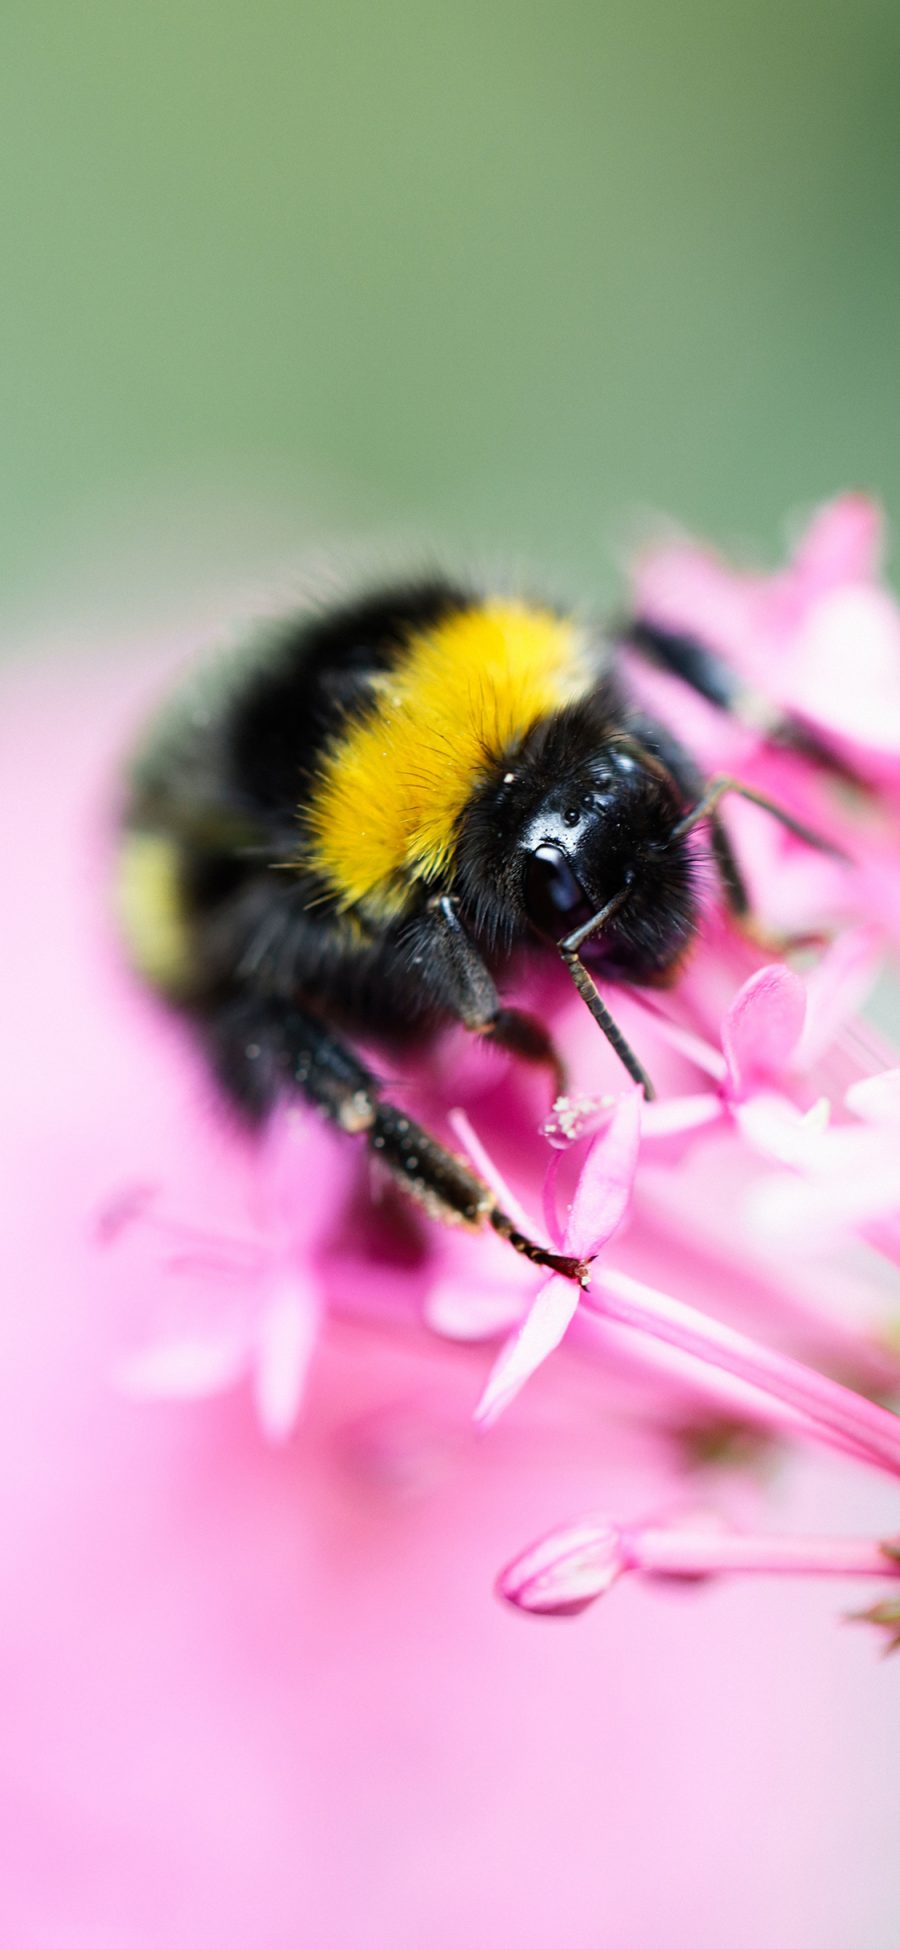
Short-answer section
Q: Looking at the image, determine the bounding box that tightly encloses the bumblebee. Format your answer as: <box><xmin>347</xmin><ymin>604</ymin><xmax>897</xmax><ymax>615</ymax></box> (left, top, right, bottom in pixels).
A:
<box><xmin>117</xmin><ymin>578</ymin><xmax>833</xmax><ymax>1285</ymax></box>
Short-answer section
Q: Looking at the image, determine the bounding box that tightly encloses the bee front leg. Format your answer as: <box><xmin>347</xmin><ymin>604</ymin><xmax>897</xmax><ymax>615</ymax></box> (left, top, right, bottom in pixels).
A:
<box><xmin>410</xmin><ymin>894</ymin><xmax>567</xmax><ymax>1097</ymax></box>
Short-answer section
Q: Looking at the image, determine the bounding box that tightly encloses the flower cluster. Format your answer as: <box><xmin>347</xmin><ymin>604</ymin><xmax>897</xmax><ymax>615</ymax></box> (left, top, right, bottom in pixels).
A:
<box><xmin>105</xmin><ymin>495</ymin><xmax>900</xmax><ymax>1642</ymax></box>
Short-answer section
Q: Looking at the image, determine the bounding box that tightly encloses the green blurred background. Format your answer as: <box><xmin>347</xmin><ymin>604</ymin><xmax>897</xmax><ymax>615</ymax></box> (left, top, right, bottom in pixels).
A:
<box><xmin>3</xmin><ymin>0</ymin><xmax>900</xmax><ymax>635</ymax></box>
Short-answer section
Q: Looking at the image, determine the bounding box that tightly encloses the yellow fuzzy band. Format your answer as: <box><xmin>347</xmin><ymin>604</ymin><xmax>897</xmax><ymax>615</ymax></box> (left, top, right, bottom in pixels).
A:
<box><xmin>303</xmin><ymin>600</ymin><xmax>591</xmax><ymax>917</ymax></box>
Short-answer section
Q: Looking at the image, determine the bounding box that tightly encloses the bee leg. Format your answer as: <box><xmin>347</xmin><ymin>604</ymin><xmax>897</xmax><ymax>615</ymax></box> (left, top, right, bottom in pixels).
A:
<box><xmin>620</xmin><ymin>619</ymin><xmax>747</xmax><ymax>714</ymax></box>
<box><xmin>623</xmin><ymin>618</ymin><xmax>865</xmax><ymax>783</ymax></box>
<box><xmin>368</xmin><ymin>1101</ymin><xmax>589</xmax><ymax>1284</ymax></box>
<box><xmin>709</xmin><ymin>811</ymin><xmax>830</xmax><ymax>955</ymax></box>
<box><xmin>480</xmin><ymin>1008</ymin><xmax>568</xmax><ymax>1098</ymax></box>
<box><xmin>672</xmin><ymin>773</ymin><xmax>848</xmax><ymax>859</ymax></box>
<box><xmin>203</xmin><ymin>993</ymin><xmax>588</xmax><ymax>1284</ymax></box>
<box><xmin>416</xmin><ymin>895</ymin><xmax>567</xmax><ymax>1096</ymax></box>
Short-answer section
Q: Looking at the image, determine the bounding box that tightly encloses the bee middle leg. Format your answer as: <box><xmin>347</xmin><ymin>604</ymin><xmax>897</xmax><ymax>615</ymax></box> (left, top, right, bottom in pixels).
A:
<box><xmin>623</xmin><ymin>616</ymin><xmax>862</xmax><ymax>781</ymax></box>
<box><xmin>621</xmin><ymin>618</ymin><xmax>747</xmax><ymax>715</ymax></box>
<box><xmin>416</xmin><ymin>894</ymin><xmax>567</xmax><ymax>1096</ymax></box>
<box><xmin>201</xmin><ymin>991</ymin><xmax>587</xmax><ymax>1284</ymax></box>
<box><xmin>622</xmin><ymin>620</ymin><xmax>844</xmax><ymax>956</ymax></box>
<box><xmin>708</xmin><ymin>810</ymin><xmax>829</xmax><ymax>956</ymax></box>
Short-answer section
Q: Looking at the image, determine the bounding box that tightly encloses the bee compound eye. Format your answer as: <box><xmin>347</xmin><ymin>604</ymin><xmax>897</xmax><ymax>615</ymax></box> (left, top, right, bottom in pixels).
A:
<box><xmin>524</xmin><ymin>844</ymin><xmax>594</xmax><ymax>940</ymax></box>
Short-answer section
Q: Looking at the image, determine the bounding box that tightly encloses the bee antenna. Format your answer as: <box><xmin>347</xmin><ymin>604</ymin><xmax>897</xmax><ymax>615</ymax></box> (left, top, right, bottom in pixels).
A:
<box><xmin>671</xmin><ymin>775</ymin><xmax>851</xmax><ymax>861</ymax></box>
<box><xmin>557</xmin><ymin>891</ymin><xmax>656</xmax><ymax>1099</ymax></box>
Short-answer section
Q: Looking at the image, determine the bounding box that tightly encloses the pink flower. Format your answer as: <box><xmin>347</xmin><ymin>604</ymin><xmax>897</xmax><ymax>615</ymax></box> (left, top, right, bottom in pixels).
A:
<box><xmin>633</xmin><ymin>492</ymin><xmax>900</xmax><ymax>787</ymax></box>
<box><xmin>474</xmin><ymin>1086</ymin><xmax>643</xmax><ymax>1426</ymax></box>
<box><xmin>632</xmin><ymin>934</ymin><xmax>880</xmax><ymax>1158</ymax></box>
<box><xmin>749</xmin><ymin>1065</ymin><xmax>900</xmax><ymax>1267</ymax></box>
<box><xmin>628</xmin><ymin>496</ymin><xmax>900</xmax><ymax>947</ymax></box>
<box><xmin>108</xmin><ymin>1110</ymin><xmax>355</xmax><ymax>1439</ymax></box>
<box><xmin>5</xmin><ymin>499</ymin><xmax>900</xmax><ymax>1944</ymax></box>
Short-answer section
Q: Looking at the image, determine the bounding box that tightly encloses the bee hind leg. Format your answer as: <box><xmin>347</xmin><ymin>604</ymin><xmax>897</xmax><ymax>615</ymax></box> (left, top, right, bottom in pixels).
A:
<box><xmin>200</xmin><ymin>991</ymin><xmax>586</xmax><ymax>1284</ymax></box>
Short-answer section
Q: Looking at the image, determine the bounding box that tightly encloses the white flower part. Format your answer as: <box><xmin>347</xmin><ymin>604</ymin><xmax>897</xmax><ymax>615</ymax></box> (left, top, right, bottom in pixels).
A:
<box><xmin>253</xmin><ymin>1270</ymin><xmax>319</xmax><ymax>1442</ymax></box>
<box><xmin>115</xmin><ymin>1329</ymin><xmax>251</xmax><ymax>1398</ymax></box>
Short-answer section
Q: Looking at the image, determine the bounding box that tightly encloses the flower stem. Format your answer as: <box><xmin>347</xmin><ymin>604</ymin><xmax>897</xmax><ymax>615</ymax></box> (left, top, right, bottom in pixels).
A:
<box><xmin>624</xmin><ymin>1525</ymin><xmax>900</xmax><ymax>1581</ymax></box>
<box><xmin>590</xmin><ymin>1268</ymin><xmax>900</xmax><ymax>1481</ymax></box>
<box><xmin>498</xmin><ymin>1512</ymin><xmax>900</xmax><ymax>1616</ymax></box>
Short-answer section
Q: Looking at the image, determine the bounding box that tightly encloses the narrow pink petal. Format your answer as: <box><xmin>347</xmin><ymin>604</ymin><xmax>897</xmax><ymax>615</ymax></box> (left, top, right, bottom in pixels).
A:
<box><xmin>114</xmin><ymin>1331</ymin><xmax>250</xmax><ymax>1398</ymax></box>
<box><xmin>846</xmin><ymin>1069</ymin><xmax>900</xmax><ymax>1126</ymax></box>
<box><xmin>160</xmin><ymin>1247</ymin><xmax>259</xmax><ymax>1282</ymax></box>
<box><xmin>253</xmin><ymin>1272</ymin><xmax>319</xmax><ymax>1442</ymax></box>
<box><xmin>628</xmin><ymin>1000</ymin><xmax>727</xmax><ymax>1082</ymax></box>
<box><xmin>447</xmin><ymin>1107</ymin><xmax>537</xmax><ymax>1240</ymax></box>
<box><xmin>790</xmin><ymin>590</ymin><xmax>900</xmax><ymax>751</ymax></box>
<box><xmin>732</xmin><ymin>1092</ymin><xmax>831</xmax><ymax>1168</ymax></box>
<box><xmin>721</xmin><ymin>965</ymin><xmax>806</xmax><ymax>1098</ymax></box>
<box><xmin>541</xmin><ymin>1149</ymin><xmax>565</xmax><ymax>1248</ymax></box>
<box><xmin>97</xmin><ymin>1185</ymin><xmax>262</xmax><ymax>1276</ymax></box>
<box><xmin>632</xmin><ymin>540</ymin><xmax>756</xmax><ymax>664</ymax></box>
<box><xmin>424</xmin><ymin>1277</ymin><xmax>528</xmax><ymax>1343</ymax></box>
<box><xmin>750</xmin><ymin>1136</ymin><xmax>900</xmax><ymax>1247</ymax></box>
<box><xmin>475</xmin><ymin>1274</ymin><xmax>581</xmax><ymax>1427</ymax></box>
<box><xmin>256</xmin><ymin>1106</ymin><xmax>352</xmax><ymax>1248</ymax></box>
<box><xmin>94</xmin><ymin>1181</ymin><xmax>160</xmax><ymax>1245</ymax></box>
<box><xmin>790</xmin><ymin>492</ymin><xmax>883</xmax><ymax>595</ymax></box>
<box><xmin>866</xmin><ymin>1214</ymin><xmax>900</xmax><ymax>1268</ymax></box>
<box><xmin>795</xmin><ymin>929</ymin><xmax>882</xmax><ymax>1072</ymax></box>
<box><xmin>563</xmin><ymin>1085</ymin><xmax>642</xmax><ymax>1258</ymax></box>
<box><xmin>641</xmin><ymin>1092</ymin><xmax>724</xmax><ymax>1139</ymax></box>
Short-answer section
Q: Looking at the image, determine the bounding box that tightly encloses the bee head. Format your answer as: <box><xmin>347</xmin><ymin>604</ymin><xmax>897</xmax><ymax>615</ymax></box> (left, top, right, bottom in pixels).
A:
<box><xmin>517</xmin><ymin>743</ymin><xmax>698</xmax><ymax>982</ymax></box>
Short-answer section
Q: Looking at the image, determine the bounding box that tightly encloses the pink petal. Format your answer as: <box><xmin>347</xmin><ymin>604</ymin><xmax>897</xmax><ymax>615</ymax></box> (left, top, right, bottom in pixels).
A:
<box><xmin>97</xmin><ymin>1184</ymin><xmax>262</xmax><ymax>1279</ymax></box>
<box><xmin>845</xmin><ymin>1069</ymin><xmax>900</xmax><ymax>1126</ymax></box>
<box><xmin>447</xmin><ymin>1106</ymin><xmax>537</xmax><ymax>1240</ymax></box>
<box><xmin>475</xmin><ymin>1274</ymin><xmax>581</xmax><ymax>1427</ymax></box>
<box><xmin>749</xmin><ymin>1128</ymin><xmax>900</xmax><ymax>1245</ymax></box>
<box><xmin>253</xmin><ymin>1272</ymin><xmax>319</xmax><ymax>1442</ymax></box>
<box><xmin>632</xmin><ymin>540</ymin><xmax>757</xmax><ymax>670</ymax></box>
<box><xmin>641</xmin><ymin>1092</ymin><xmax>724</xmax><ymax>1140</ymax></box>
<box><xmin>628</xmin><ymin>1003</ymin><xmax>727</xmax><ymax>1083</ymax></box>
<box><xmin>114</xmin><ymin>1330</ymin><xmax>250</xmax><ymax>1398</ymax></box>
<box><xmin>424</xmin><ymin>1277</ymin><xmax>529</xmax><ymax>1343</ymax></box>
<box><xmin>789</xmin><ymin>588</ymin><xmax>900</xmax><ymax>754</ymax></box>
<box><xmin>562</xmin><ymin>1085</ymin><xmax>643</xmax><ymax>1258</ymax></box>
<box><xmin>789</xmin><ymin>493</ymin><xmax>883</xmax><ymax>596</ymax></box>
<box><xmin>794</xmin><ymin>929</ymin><xmax>882</xmax><ymax>1071</ymax></box>
<box><xmin>256</xmin><ymin>1107</ymin><xmax>353</xmax><ymax>1249</ymax></box>
<box><xmin>541</xmin><ymin>1148</ymin><xmax>566</xmax><ymax>1248</ymax></box>
<box><xmin>721</xmin><ymin>965</ymin><xmax>806</xmax><ymax>1099</ymax></box>
<box><xmin>732</xmin><ymin>1092</ymin><xmax>831</xmax><ymax>1169</ymax></box>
